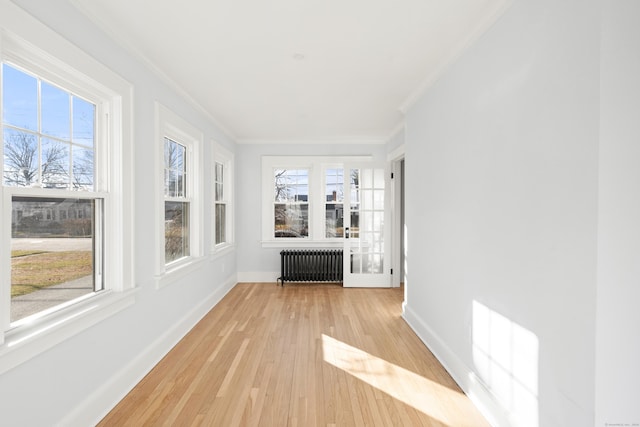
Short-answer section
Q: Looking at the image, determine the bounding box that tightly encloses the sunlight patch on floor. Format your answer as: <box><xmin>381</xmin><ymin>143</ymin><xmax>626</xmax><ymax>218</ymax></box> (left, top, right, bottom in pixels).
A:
<box><xmin>321</xmin><ymin>333</ymin><xmax>475</xmax><ymax>426</ymax></box>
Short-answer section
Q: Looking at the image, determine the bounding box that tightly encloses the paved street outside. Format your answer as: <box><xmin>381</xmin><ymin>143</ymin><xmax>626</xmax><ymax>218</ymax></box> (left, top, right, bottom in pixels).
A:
<box><xmin>11</xmin><ymin>237</ymin><xmax>92</xmax><ymax>252</ymax></box>
<box><xmin>10</xmin><ymin>237</ymin><xmax>93</xmax><ymax>322</ymax></box>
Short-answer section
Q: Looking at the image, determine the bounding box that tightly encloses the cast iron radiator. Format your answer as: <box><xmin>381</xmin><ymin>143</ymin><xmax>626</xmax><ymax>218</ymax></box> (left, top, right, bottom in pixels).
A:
<box><xmin>278</xmin><ymin>249</ymin><xmax>343</xmax><ymax>286</ymax></box>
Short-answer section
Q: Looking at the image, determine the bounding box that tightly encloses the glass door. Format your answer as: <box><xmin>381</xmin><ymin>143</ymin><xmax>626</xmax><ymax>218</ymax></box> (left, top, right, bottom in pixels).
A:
<box><xmin>343</xmin><ymin>164</ymin><xmax>390</xmax><ymax>287</ymax></box>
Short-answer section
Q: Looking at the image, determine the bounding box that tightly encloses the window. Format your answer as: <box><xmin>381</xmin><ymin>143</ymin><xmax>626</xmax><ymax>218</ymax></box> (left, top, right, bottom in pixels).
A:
<box><xmin>214</xmin><ymin>162</ymin><xmax>225</xmax><ymax>244</ymax></box>
<box><xmin>261</xmin><ymin>156</ymin><xmax>371</xmax><ymax>246</ymax></box>
<box><xmin>0</xmin><ymin>22</ymin><xmax>133</xmax><ymax>369</ymax></box>
<box><xmin>155</xmin><ymin>103</ymin><xmax>202</xmax><ymax>281</ymax></box>
<box><xmin>3</xmin><ymin>63</ymin><xmax>101</xmax><ymax>324</ymax></box>
<box><xmin>324</xmin><ymin>168</ymin><xmax>344</xmax><ymax>238</ymax></box>
<box><xmin>274</xmin><ymin>169</ymin><xmax>309</xmax><ymax>238</ymax></box>
<box><xmin>164</xmin><ymin>137</ymin><xmax>190</xmax><ymax>263</ymax></box>
<box><xmin>212</xmin><ymin>143</ymin><xmax>233</xmax><ymax>251</ymax></box>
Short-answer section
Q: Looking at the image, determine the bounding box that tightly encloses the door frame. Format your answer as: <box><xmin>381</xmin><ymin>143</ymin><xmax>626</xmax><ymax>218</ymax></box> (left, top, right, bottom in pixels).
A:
<box><xmin>388</xmin><ymin>144</ymin><xmax>405</xmax><ymax>289</ymax></box>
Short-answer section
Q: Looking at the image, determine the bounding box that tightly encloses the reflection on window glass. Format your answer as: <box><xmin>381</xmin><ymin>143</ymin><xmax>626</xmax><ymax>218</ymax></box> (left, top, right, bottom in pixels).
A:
<box><xmin>274</xmin><ymin>169</ymin><xmax>308</xmax><ymax>202</ymax></box>
<box><xmin>10</xmin><ymin>196</ymin><xmax>97</xmax><ymax>323</ymax></box>
<box><xmin>165</xmin><ymin>201</ymin><xmax>190</xmax><ymax>263</ymax></box>
<box><xmin>274</xmin><ymin>168</ymin><xmax>309</xmax><ymax>238</ymax></box>
<box><xmin>2</xmin><ymin>63</ymin><xmax>96</xmax><ymax>190</ymax></box>
<box><xmin>274</xmin><ymin>203</ymin><xmax>308</xmax><ymax>238</ymax></box>
<box><xmin>325</xmin><ymin>204</ymin><xmax>344</xmax><ymax>238</ymax></box>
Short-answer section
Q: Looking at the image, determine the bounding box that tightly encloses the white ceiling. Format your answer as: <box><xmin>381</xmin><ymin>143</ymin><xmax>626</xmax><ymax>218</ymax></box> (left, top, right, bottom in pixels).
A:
<box><xmin>72</xmin><ymin>0</ymin><xmax>510</xmax><ymax>143</ymax></box>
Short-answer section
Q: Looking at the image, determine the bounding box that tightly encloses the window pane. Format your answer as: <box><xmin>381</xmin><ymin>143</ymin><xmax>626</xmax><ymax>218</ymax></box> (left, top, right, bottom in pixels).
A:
<box><xmin>325</xmin><ymin>168</ymin><xmax>344</xmax><ymax>202</ymax></box>
<box><xmin>274</xmin><ymin>203</ymin><xmax>308</xmax><ymax>238</ymax></box>
<box><xmin>215</xmin><ymin>161</ymin><xmax>224</xmax><ymax>182</ymax></box>
<box><xmin>274</xmin><ymin>169</ymin><xmax>309</xmax><ymax>202</ymax></box>
<box><xmin>3</xmin><ymin>127</ymin><xmax>39</xmax><ymax>186</ymax></box>
<box><xmin>165</xmin><ymin>201</ymin><xmax>190</xmax><ymax>263</ymax></box>
<box><xmin>350</xmin><ymin>206</ymin><xmax>360</xmax><ymax>238</ymax></box>
<box><xmin>41</xmin><ymin>81</ymin><xmax>71</xmax><ymax>140</ymax></box>
<box><xmin>325</xmin><ymin>203</ymin><xmax>344</xmax><ymax>238</ymax></box>
<box><xmin>164</xmin><ymin>138</ymin><xmax>187</xmax><ymax>197</ymax></box>
<box><xmin>2</xmin><ymin>63</ymin><xmax>38</xmax><ymax>132</ymax></box>
<box><xmin>215</xmin><ymin>161</ymin><xmax>224</xmax><ymax>202</ymax></box>
<box><xmin>215</xmin><ymin>183</ymin><xmax>223</xmax><ymax>201</ymax></box>
<box><xmin>72</xmin><ymin>96</ymin><xmax>95</xmax><ymax>147</ymax></box>
<box><xmin>2</xmin><ymin>64</ymin><xmax>97</xmax><ymax>191</ymax></box>
<box><xmin>72</xmin><ymin>145</ymin><xmax>94</xmax><ymax>190</ymax></box>
<box><xmin>11</xmin><ymin>196</ymin><xmax>96</xmax><ymax>323</ymax></box>
<box><xmin>215</xmin><ymin>203</ymin><xmax>226</xmax><ymax>244</ymax></box>
<box><xmin>42</xmin><ymin>138</ymin><xmax>70</xmax><ymax>188</ymax></box>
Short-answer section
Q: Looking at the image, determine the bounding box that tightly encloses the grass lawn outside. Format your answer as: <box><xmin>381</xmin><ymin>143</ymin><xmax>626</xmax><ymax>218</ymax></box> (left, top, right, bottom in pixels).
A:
<box><xmin>11</xmin><ymin>250</ymin><xmax>93</xmax><ymax>298</ymax></box>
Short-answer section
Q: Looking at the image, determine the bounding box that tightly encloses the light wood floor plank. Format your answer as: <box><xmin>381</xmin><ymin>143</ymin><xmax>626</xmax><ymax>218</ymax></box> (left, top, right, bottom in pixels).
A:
<box><xmin>99</xmin><ymin>283</ymin><xmax>489</xmax><ymax>427</ymax></box>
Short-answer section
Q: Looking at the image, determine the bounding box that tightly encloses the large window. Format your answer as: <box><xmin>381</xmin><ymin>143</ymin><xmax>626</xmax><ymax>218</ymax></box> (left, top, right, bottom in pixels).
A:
<box><xmin>2</xmin><ymin>64</ymin><xmax>101</xmax><ymax>324</ymax></box>
<box><xmin>155</xmin><ymin>103</ymin><xmax>202</xmax><ymax>281</ymax></box>
<box><xmin>261</xmin><ymin>156</ymin><xmax>371</xmax><ymax>246</ymax></box>
<box><xmin>0</xmin><ymin>24</ymin><xmax>133</xmax><ymax>367</ymax></box>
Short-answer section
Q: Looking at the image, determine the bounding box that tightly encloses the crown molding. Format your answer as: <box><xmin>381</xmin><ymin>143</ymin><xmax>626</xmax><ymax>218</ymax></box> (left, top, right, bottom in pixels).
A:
<box><xmin>68</xmin><ymin>0</ymin><xmax>238</xmax><ymax>143</ymax></box>
<box><xmin>236</xmin><ymin>136</ymin><xmax>388</xmax><ymax>145</ymax></box>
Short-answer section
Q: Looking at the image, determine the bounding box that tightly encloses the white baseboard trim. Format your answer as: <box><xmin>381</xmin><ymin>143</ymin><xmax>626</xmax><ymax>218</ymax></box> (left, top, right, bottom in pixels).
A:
<box><xmin>57</xmin><ymin>275</ymin><xmax>237</xmax><ymax>427</ymax></box>
<box><xmin>237</xmin><ymin>271</ymin><xmax>279</xmax><ymax>283</ymax></box>
<box><xmin>402</xmin><ymin>304</ymin><xmax>510</xmax><ymax>427</ymax></box>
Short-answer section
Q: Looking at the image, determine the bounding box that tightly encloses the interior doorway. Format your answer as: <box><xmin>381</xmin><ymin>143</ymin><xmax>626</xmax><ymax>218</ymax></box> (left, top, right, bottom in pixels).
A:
<box><xmin>390</xmin><ymin>151</ymin><xmax>406</xmax><ymax>293</ymax></box>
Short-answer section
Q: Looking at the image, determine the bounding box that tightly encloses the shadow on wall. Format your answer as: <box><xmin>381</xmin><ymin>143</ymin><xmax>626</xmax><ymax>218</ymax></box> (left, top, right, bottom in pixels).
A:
<box><xmin>472</xmin><ymin>300</ymin><xmax>539</xmax><ymax>427</ymax></box>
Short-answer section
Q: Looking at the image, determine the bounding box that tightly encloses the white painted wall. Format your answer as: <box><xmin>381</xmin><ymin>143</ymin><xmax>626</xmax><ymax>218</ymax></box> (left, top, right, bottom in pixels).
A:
<box><xmin>596</xmin><ymin>1</ymin><xmax>640</xmax><ymax>425</ymax></box>
<box><xmin>403</xmin><ymin>0</ymin><xmax>601</xmax><ymax>426</ymax></box>
<box><xmin>0</xmin><ymin>1</ymin><xmax>237</xmax><ymax>425</ymax></box>
<box><xmin>235</xmin><ymin>142</ymin><xmax>387</xmax><ymax>281</ymax></box>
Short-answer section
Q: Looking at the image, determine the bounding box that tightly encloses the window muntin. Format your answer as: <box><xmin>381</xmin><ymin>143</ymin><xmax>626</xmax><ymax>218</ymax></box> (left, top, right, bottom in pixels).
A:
<box><xmin>274</xmin><ymin>168</ymin><xmax>309</xmax><ymax>238</ymax></box>
<box><xmin>164</xmin><ymin>138</ymin><xmax>190</xmax><ymax>264</ymax></box>
<box><xmin>2</xmin><ymin>63</ymin><xmax>95</xmax><ymax>190</ymax></box>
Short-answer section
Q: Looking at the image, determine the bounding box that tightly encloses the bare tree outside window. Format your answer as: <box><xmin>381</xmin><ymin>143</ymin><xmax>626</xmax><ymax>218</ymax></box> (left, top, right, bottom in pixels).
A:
<box><xmin>3</xmin><ymin>130</ymin><xmax>71</xmax><ymax>187</ymax></box>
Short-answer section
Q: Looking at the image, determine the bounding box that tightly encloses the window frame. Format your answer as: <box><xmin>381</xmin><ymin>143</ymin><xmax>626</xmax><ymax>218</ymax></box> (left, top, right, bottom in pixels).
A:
<box><xmin>0</xmin><ymin>18</ymin><xmax>134</xmax><ymax>373</ymax></box>
<box><xmin>212</xmin><ymin>142</ymin><xmax>234</xmax><ymax>254</ymax></box>
<box><xmin>155</xmin><ymin>103</ymin><xmax>203</xmax><ymax>286</ymax></box>
<box><xmin>261</xmin><ymin>156</ymin><xmax>371</xmax><ymax>248</ymax></box>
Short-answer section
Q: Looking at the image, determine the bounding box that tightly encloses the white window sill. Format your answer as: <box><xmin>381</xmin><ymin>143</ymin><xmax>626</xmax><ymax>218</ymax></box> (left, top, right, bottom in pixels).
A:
<box><xmin>155</xmin><ymin>256</ymin><xmax>209</xmax><ymax>289</ymax></box>
<box><xmin>0</xmin><ymin>288</ymin><xmax>137</xmax><ymax>376</ymax></box>
<box><xmin>261</xmin><ymin>240</ymin><xmax>343</xmax><ymax>249</ymax></box>
<box><xmin>210</xmin><ymin>243</ymin><xmax>235</xmax><ymax>260</ymax></box>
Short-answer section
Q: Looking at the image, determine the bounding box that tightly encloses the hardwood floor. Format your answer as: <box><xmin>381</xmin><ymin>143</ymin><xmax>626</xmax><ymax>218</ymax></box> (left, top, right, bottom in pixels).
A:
<box><xmin>99</xmin><ymin>283</ymin><xmax>489</xmax><ymax>427</ymax></box>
